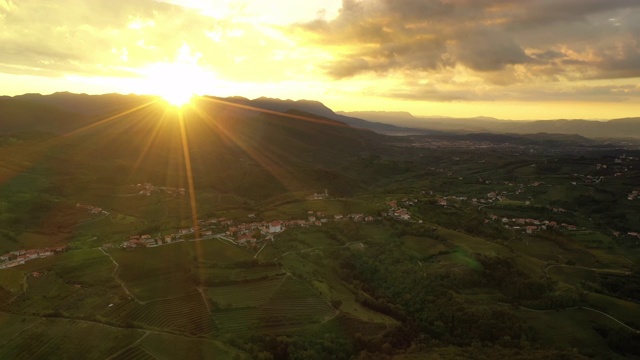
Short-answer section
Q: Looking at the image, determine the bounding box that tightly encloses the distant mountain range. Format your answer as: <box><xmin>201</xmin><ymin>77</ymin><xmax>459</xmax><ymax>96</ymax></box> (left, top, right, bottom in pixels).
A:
<box><xmin>1</xmin><ymin>92</ymin><xmax>639</xmax><ymax>140</ymax></box>
<box><xmin>338</xmin><ymin>111</ymin><xmax>640</xmax><ymax>139</ymax></box>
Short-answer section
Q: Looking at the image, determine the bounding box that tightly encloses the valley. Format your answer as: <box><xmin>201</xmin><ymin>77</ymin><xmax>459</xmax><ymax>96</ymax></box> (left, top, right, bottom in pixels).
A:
<box><xmin>0</xmin><ymin>94</ymin><xmax>639</xmax><ymax>359</ymax></box>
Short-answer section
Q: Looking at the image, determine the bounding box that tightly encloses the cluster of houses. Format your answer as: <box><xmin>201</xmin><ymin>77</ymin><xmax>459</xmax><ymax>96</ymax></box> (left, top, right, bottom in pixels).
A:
<box><xmin>0</xmin><ymin>246</ymin><xmax>66</xmax><ymax>269</ymax></box>
<box><xmin>133</xmin><ymin>183</ymin><xmax>186</xmax><ymax>197</ymax></box>
<box><xmin>387</xmin><ymin>199</ymin><xmax>416</xmax><ymax>221</ymax></box>
<box><xmin>116</xmin><ymin>210</ymin><xmax>380</xmax><ymax>250</ymax></box>
<box><xmin>488</xmin><ymin>215</ymin><xmax>577</xmax><ymax>234</ymax></box>
<box><xmin>437</xmin><ymin>192</ymin><xmax>507</xmax><ymax>207</ymax></box>
<box><xmin>307</xmin><ymin>189</ymin><xmax>330</xmax><ymax>200</ymax></box>
<box><xmin>571</xmin><ymin>174</ymin><xmax>604</xmax><ymax>185</ymax></box>
<box><xmin>612</xmin><ymin>231</ymin><xmax>640</xmax><ymax>240</ymax></box>
<box><xmin>228</xmin><ymin>211</ymin><xmax>376</xmax><ymax>246</ymax></box>
<box><xmin>76</xmin><ymin>203</ymin><xmax>109</xmax><ymax>215</ymax></box>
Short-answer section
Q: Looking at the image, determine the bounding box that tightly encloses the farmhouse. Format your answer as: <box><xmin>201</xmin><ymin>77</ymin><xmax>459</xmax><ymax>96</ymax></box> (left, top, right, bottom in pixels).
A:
<box><xmin>269</xmin><ymin>221</ymin><xmax>283</xmax><ymax>233</ymax></box>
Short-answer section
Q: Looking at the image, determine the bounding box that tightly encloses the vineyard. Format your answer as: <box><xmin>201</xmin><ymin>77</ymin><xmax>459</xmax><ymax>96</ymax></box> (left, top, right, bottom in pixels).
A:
<box><xmin>109</xmin><ymin>345</ymin><xmax>156</xmax><ymax>360</ymax></box>
<box><xmin>109</xmin><ymin>246</ymin><xmax>196</xmax><ymax>301</ymax></box>
<box><xmin>208</xmin><ymin>276</ymin><xmax>285</xmax><ymax>308</ymax></box>
<box><xmin>193</xmin><ymin>240</ymin><xmax>253</xmax><ymax>263</ymax></box>
<box><xmin>211</xmin><ymin>276</ymin><xmax>337</xmax><ymax>334</ymax></box>
<box><xmin>104</xmin><ymin>293</ymin><xmax>215</xmax><ymax>335</ymax></box>
<box><xmin>0</xmin><ymin>316</ymin><xmax>143</xmax><ymax>360</ymax></box>
<box><xmin>139</xmin><ymin>333</ymin><xmax>246</xmax><ymax>359</ymax></box>
<box><xmin>109</xmin><ymin>332</ymin><xmax>249</xmax><ymax>360</ymax></box>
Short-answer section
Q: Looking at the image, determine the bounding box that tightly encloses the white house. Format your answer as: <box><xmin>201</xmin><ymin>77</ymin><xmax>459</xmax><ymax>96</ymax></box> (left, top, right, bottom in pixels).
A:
<box><xmin>269</xmin><ymin>221</ymin><xmax>283</xmax><ymax>233</ymax></box>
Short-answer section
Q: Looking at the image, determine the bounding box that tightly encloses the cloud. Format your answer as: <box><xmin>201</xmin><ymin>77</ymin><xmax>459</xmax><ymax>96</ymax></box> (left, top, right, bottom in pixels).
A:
<box><xmin>0</xmin><ymin>0</ymin><xmax>317</xmax><ymax>83</ymax></box>
<box><xmin>382</xmin><ymin>82</ymin><xmax>640</xmax><ymax>103</ymax></box>
<box><xmin>291</xmin><ymin>0</ymin><xmax>640</xmax><ymax>88</ymax></box>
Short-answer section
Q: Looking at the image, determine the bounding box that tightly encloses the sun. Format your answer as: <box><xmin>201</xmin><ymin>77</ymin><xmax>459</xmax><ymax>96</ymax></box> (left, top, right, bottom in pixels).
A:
<box><xmin>140</xmin><ymin>61</ymin><xmax>215</xmax><ymax>107</ymax></box>
<box><xmin>160</xmin><ymin>88</ymin><xmax>194</xmax><ymax>107</ymax></box>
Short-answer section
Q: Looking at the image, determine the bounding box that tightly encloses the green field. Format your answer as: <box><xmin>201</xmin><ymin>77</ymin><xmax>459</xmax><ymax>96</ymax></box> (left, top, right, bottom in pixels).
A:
<box><xmin>0</xmin><ymin>315</ymin><xmax>145</xmax><ymax>360</ymax></box>
<box><xmin>105</xmin><ymin>293</ymin><xmax>215</xmax><ymax>335</ymax></box>
<box><xmin>402</xmin><ymin>235</ymin><xmax>449</xmax><ymax>257</ymax></box>
<box><xmin>436</xmin><ymin>228</ymin><xmax>508</xmax><ymax>256</ymax></box>
<box><xmin>1</xmin><ymin>125</ymin><xmax>639</xmax><ymax>359</ymax></box>
<box><xmin>211</xmin><ymin>276</ymin><xmax>337</xmax><ymax>334</ymax></box>
<box><xmin>585</xmin><ymin>292</ymin><xmax>640</xmax><ymax>328</ymax></box>
<box><xmin>516</xmin><ymin>308</ymin><xmax>629</xmax><ymax>359</ymax></box>
<box><xmin>0</xmin><ymin>268</ymin><xmax>25</xmax><ymax>293</ymax></box>
<box><xmin>208</xmin><ymin>276</ymin><xmax>285</xmax><ymax>308</ymax></box>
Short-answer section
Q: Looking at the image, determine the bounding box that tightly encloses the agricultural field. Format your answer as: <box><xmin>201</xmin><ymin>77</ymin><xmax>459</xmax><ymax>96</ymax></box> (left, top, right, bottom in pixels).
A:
<box><xmin>211</xmin><ymin>276</ymin><xmax>337</xmax><ymax>334</ymax></box>
<box><xmin>104</xmin><ymin>293</ymin><xmax>215</xmax><ymax>335</ymax></box>
<box><xmin>1</xmin><ymin>129</ymin><xmax>639</xmax><ymax>359</ymax></box>
<box><xmin>208</xmin><ymin>276</ymin><xmax>285</xmax><ymax>308</ymax></box>
<box><xmin>0</xmin><ymin>316</ymin><xmax>144</xmax><ymax>360</ymax></box>
<box><xmin>436</xmin><ymin>228</ymin><xmax>508</xmax><ymax>256</ymax></box>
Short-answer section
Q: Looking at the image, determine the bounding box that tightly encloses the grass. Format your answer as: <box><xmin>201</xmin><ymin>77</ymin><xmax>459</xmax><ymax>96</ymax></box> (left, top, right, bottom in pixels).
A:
<box><xmin>402</xmin><ymin>235</ymin><xmax>448</xmax><ymax>257</ymax></box>
<box><xmin>47</xmin><ymin>249</ymin><xmax>114</xmax><ymax>286</ymax></box>
<box><xmin>17</xmin><ymin>232</ymin><xmax>69</xmax><ymax>250</ymax></box>
<box><xmin>547</xmin><ymin>266</ymin><xmax>599</xmax><ymax>288</ymax></box>
<box><xmin>436</xmin><ymin>228</ymin><xmax>508</xmax><ymax>256</ymax></box>
<box><xmin>193</xmin><ymin>239</ymin><xmax>253</xmax><ymax>263</ymax></box>
<box><xmin>0</xmin><ymin>312</ymin><xmax>42</xmax><ymax>343</ymax></box>
<box><xmin>569</xmin><ymin>230</ymin><xmax>615</xmax><ymax>249</ymax></box>
<box><xmin>588</xmin><ymin>248</ymin><xmax>635</xmax><ymax>268</ymax></box>
<box><xmin>510</xmin><ymin>237</ymin><xmax>564</xmax><ymax>262</ymax></box>
<box><xmin>0</xmin><ymin>268</ymin><xmax>25</xmax><ymax>293</ymax></box>
<box><xmin>260</xmin><ymin>199</ymin><xmax>378</xmax><ymax>221</ymax></box>
<box><xmin>515</xmin><ymin>307</ymin><xmax>627</xmax><ymax>359</ymax></box>
<box><xmin>585</xmin><ymin>292</ymin><xmax>640</xmax><ymax>328</ymax></box>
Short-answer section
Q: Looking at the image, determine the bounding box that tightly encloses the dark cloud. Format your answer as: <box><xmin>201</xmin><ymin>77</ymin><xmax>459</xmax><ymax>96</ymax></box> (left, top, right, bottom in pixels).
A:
<box><xmin>292</xmin><ymin>0</ymin><xmax>640</xmax><ymax>85</ymax></box>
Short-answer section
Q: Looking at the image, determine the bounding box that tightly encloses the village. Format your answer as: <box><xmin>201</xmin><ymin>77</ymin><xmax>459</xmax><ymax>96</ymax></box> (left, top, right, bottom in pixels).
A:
<box><xmin>0</xmin><ymin>246</ymin><xmax>66</xmax><ymax>269</ymax></box>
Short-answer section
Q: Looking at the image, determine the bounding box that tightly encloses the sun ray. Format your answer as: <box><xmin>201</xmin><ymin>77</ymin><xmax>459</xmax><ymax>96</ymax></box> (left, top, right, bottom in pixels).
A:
<box><xmin>190</xmin><ymin>103</ymin><xmax>303</xmax><ymax>193</ymax></box>
<box><xmin>199</xmin><ymin>96</ymin><xmax>350</xmax><ymax>128</ymax></box>
<box><xmin>61</xmin><ymin>100</ymin><xmax>159</xmax><ymax>139</ymax></box>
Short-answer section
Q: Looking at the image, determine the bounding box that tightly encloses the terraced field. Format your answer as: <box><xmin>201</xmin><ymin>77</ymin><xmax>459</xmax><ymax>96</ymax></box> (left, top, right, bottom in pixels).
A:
<box><xmin>7</xmin><ymin>273</ymin><xmax>81</xmax><ymax>314</ymax></box>
<box><xmin>208</xmin><ymin>276</ymin><xmax>285</xmax><ymax>307</ymax></box>
<box><xmin>126</xmin><ymin>273</ymin><xmax>197</xmax><ymax>301</ymax></box>
<box><xmin>109</xmin><ymin>246</ymin><xmax>196</xmax><ymax>300</ymax></box>
<box><xmin>213</xmin><ymin>307</ymin><xmax>261</xmax><ymax>334</ymax></box>
<box><xmin>110</xmin><ymin>345</ymin><xmax>156</xmax><ymax>360</ymax></box>
<box><xmin>212</xmin><ymin>276</ymin><xmax>337</xmax><ymax>333</ymax></box>
<box><xmin>140</xmin><ymin>333</ymin><xmax>248</xmax><ymax>359</ymax></box>
<box><xmin>105</xmin><ymin>293</ymin><xmax>215</xmax><ymax>335</ymax></box>
<box><xmin>0</xmin><ymin>316</ymin><xmax>143</xmax><ymax>360</ymax></box>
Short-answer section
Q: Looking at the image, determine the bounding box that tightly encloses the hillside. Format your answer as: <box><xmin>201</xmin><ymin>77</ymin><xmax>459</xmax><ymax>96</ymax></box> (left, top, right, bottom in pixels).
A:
<box><xmin>221</xmin><ymin>96</ymin><xmax>430</xmax><ymax>135</ymax></box>
<box><xmin>0</xmin><ymin>98</ymin><xmax>88</xmax><ymax>134</ymax></box>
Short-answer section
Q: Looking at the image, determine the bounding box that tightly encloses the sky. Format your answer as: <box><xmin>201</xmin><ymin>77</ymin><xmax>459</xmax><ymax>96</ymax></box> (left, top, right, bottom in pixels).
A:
<box><xmin>1</xmin><ymin>0</ymin><xmax>640</xmax><ymax>120</ymax></box>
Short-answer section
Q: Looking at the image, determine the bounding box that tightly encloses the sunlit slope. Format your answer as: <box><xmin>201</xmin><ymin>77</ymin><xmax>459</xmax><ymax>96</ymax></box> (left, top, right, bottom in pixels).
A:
<box><xmin>3</xmin><ymin>96</ymin><xmax>383</xmax><ymax>200</ymax></box>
